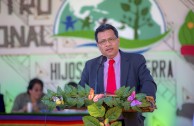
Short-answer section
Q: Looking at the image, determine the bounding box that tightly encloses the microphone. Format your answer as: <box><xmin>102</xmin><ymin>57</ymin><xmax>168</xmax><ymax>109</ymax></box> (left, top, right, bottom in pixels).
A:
<box><xmin>94</xmin><ymin>55</ymin><xmax>106</xmax><ymax>93</ymax></box>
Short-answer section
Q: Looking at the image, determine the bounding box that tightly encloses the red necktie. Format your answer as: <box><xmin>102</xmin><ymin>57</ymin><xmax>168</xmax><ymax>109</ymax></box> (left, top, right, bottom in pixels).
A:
<box><xmin>106</xmin><ymin>59</ymin><xmax>116</xmax><ymax>94</ymax></box>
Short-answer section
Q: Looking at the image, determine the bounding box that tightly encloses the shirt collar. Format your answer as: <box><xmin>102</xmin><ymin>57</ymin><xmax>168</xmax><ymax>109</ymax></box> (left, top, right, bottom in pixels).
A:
<box><xmin>106</xmin><ymin>52</ymin><xmax>120</xmax><ymax>65</ymax></box>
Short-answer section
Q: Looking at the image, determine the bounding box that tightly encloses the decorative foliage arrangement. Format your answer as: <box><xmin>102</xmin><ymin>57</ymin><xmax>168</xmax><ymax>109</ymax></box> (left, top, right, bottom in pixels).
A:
<box><xmin>42</xmin><ymin>84</ymin><xmax>154</xmax><ymax>126</ymax></box>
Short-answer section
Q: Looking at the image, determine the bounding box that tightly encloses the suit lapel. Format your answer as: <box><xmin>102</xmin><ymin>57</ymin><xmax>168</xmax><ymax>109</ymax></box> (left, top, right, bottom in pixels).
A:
<box><xmin>120</xmin><ymin>51</ymin><xmax>130</xmax><ymax>87</ymax></box>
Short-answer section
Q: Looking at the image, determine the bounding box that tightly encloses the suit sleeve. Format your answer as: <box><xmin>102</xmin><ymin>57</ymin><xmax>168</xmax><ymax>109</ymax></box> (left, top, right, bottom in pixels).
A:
<box><xmin>137</xmin><ymin>55</ymin><xmax>157</xmax><ymax>99</ymax></box>
<box><xmin>79</xmin><ymin>61</ymin><xmax>89</xmax><ymax>87</ymax></box>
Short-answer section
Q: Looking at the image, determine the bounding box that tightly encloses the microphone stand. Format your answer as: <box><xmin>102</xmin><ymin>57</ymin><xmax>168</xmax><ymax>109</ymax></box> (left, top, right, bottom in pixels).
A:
<box><xmin>95</xmin><ymin>55</ymin><xmax>106</xmax><ymax>93</ymax></box>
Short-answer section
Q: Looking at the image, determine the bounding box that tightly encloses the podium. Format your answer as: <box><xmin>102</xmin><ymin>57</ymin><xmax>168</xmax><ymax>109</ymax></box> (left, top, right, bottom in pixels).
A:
<box><xmin>42</xmin><ymin>86</ymin><xmax>156</xmax><ymax>126</ymax></box>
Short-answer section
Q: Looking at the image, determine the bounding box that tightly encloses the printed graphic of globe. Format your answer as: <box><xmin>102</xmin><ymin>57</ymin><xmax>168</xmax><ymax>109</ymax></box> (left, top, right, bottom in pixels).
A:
<box><xmin>54</xmin><ymin>0</ymin><xmax>168</xmax><ymax>52</ymax></box>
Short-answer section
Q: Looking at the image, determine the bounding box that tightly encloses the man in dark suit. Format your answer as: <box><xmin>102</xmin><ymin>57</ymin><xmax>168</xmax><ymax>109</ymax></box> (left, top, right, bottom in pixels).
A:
<box><xmin>0</xmin><ymin>93</ymin><xmax>5</xmax><ymax>113</ymax></box>
<box><xmin>79</xmin><ymin>24</ymin><xmax>157</xmax><ymax>126</ymax></box>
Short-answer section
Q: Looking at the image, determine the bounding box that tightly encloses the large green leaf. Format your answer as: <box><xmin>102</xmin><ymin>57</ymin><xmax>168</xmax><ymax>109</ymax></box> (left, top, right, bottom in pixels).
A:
<box><xmin>105</xmin><ymin>107</ymin><xmax>122</xmax><ymax>122</ymax></box>
<box><xmin>87</xmin><ymin>103</ymin><xmax>105</xmax><ymax>117</ymax></box>
<box><xmin>82</xmin><ymin>116</ymin><xmax>101</xmax><ymax>126</ymax></box>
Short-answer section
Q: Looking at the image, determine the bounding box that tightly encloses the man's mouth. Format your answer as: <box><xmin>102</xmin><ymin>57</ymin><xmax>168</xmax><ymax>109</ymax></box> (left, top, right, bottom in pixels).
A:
<box><xmin>106</xmin><ymin>48</ymin><xmax>113</xmax><ymax>52</ymax></box>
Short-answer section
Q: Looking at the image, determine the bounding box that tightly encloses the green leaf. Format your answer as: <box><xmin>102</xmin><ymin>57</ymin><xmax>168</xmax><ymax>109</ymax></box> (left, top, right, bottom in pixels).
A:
<box><xmin>141</xmin><ymin>7</ymin><xmax>149</xmax><ymax>16</ymax></box>
<box><xmin>57</xmin><ymin>86</ymin><xmax>64</xmax><ymax>95</ymax></box>
<box><xmin>47</xmin><ymin>89</ymin><xmax>56</xmax><ymax>97</ymax></box>
<box><xmin>77</xmin><ymin>98</ymin><xmax>84</xmax><ymax>108</ymax></box>
<box><xmin>104</xmin><ymin>96</ymin><xmax>114</xmax><ymax>107</ymax></box>
<box><xmin>115</xmin><ymin>86</ymin><xmax>130</xmax><ymax>98</ymax></box>
<box><xmin>113</xmin><ymin>98</ymin><xmax>121</xmax><ymax>106</ymax></box>
<box><xmin>134</xmin><ymin>0</ymin><xmax>142</xmax><ymax>5</ymax></box>
<box><xmin>105</xmin><ymin>107</ymin><xmax>122</xmax><ymax>122</ymax></box>
<box><xmin>70</xmin><ymin>86</ymin><xmax>78</xmax><ymax>97</ymax></box>
<box><xmin>87</xmin><ymin>103</ymin><xmax>105</xmax><ymax>117</ymax></box>
<box><xmin>77</xmin><ymin>85</ymin><xmax>86</xmax><ymax>97</ymax></box>
<box><xmin>122</xmin><ymin>101</ymin><xmax>131</xmax><ymax>110</ymax></box>
<box><xmin>128</xmin><ymin>87</ymin><xmax>135</xmax><ymax>95</ymax></box>
<box><xmin>64</xmin><ymin>85</ymin><xmax>72</xmax><ymax>95</ymax></box>
<box><xmin>122</xmin><ymin>87</ymin><xmax>130</xmax><ymax>97</ymax></box>
<box><xmin>111</xmin><ymin>121</ymin><xmax>122</xmax><ymax>126</ymax></box>
<box><xmin>47</xmin><ymin>102</ymin><xmax>56</xmax><ymax>111</ymax></box>
<box><xmin>121</xmin><ymin>3</ymin><xmax>130</xmax><ymax>12</ymax></box>
<box><xmin>41</xmin><ymin>95</ymin><xmax>51</xmax><ymax>100</ymax></box>
<box><xmin>66</xmin><ymin>97</ymin><xmax>77</xmax><ymax>107</ymax></box>
<box><xmin>41</xmin><ymin>99</ymin><xmax>51</xmax><ymax>106</ymax></box>
<box><xmin>95</xmin><ymin>98</ymin><xmax>104</xmax><ymax>106</ymax></box>
<box><xmin>85</xmin><ymin>84</ymin><xmax>91</xmax><ymax>95</ymax></box>
<box><xmin>138</xmin><ymin>101</ymin><xmax>150</xmax><ymax>107</ymax></box>
<box><xmin>115</xmin><ymin>86</ymin><xmax>125</xmax><ymax>97</ymax></box>
<box><xmin>85</xmin><ymin>99</ymin><xmax>94</xmax><ymax>106</ymax></box>
<box><xmin>135</xmin><ymin>93</ymin><xmax>146</xmax><ymax>101</ymax></box>
<box><xmin>132</xmin><ymin>106</ymin><xmax>142</xmax><ymax>112</ymax></box>
<box><xmin>82</xmin><ymin>116</ymin><xmax>101</xmax><ymax>126</ymax></box>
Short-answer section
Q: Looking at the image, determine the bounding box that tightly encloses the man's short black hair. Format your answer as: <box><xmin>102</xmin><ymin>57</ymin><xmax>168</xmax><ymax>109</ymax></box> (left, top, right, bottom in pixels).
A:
<box><xmin>95</xmin><ymin>24</ymin><xmax>118</xmax><ymax>42</ymax></box>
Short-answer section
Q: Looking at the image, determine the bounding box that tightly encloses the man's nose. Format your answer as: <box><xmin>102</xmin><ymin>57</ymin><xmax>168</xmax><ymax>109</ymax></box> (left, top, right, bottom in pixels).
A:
<box><xmin>104</xmin><ymin>40</ymin><xmax>111</xmax><ymax>46</ymax></box>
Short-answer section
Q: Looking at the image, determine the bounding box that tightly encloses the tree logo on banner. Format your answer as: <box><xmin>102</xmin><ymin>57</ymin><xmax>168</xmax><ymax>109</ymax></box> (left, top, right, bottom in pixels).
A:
<box><xmin>179</xmin><ymin>10</ymin><xmax>194</xmax><ymax>65</ymax></box>
<box><xmin>54</xmin><ymin>0</ymin><xmax>168</xmax><ymax>53</ymax></box>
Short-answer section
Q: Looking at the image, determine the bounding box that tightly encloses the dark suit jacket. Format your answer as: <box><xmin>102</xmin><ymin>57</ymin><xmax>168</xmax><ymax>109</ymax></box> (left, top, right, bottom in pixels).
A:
<box><xmin>0</xmin><ymin>94</ymin><xmax>5</xmax><ymax>113</ymax></box>
<box><xmin>79</xmin><ymin>50</ymin><xmax>157</xmax><ymax>126</ymax></box>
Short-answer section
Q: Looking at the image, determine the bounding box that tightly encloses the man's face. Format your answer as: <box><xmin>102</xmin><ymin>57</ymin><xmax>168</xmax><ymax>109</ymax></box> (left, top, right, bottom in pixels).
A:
<box><xmin>97</xmin><ymin>29</ymin><xmax>120</xmax><ymax>59</ymax></box>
